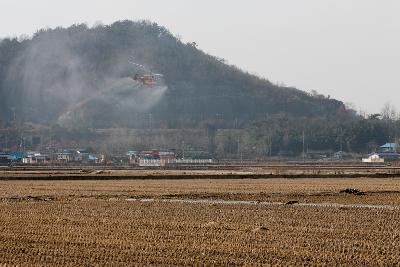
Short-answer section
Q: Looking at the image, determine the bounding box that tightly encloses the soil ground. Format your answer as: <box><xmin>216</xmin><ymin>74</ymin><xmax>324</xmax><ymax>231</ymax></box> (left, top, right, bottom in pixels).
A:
<box><xmin>0</xmin><ymin>178</ymin><xmax>399</xmax><ymax>266</ymax></box>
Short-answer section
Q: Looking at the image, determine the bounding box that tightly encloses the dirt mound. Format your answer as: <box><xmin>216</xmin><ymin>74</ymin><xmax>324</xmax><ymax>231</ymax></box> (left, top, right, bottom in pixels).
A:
<box><xmin>340</xmin><ymin>188</ymin><xmax>365</xmax><ymax>195</ymax></box>
<box><xmin>252</xmin><ymin>226</ymin><xmax>268</xmax><ymax>233</ymax></box>
<box><xmin>6</xmin><ymin>195</ymin><xmax>55</xmax><ymax>201</ymax></box>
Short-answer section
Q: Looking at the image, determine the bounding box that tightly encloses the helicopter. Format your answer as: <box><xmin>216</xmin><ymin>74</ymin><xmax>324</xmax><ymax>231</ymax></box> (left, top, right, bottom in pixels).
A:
<box><xmin>128</xmin><ymin>60</ymin><xmax>163</xmax><ymax>86</ymax></box>
<box><xmin>132</xmin><ymin>73</ymin><xmax>163</xmax><ymax>86</ymax></box>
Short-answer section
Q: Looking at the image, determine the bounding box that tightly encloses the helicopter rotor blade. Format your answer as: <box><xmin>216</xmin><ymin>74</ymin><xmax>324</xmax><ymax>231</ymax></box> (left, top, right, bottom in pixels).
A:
<box><xmin>128</xmin><ymin>59</ymin><xmax>148</xmax><ymax>71</ymax></box>
<box><xmin>128</xmin><ymin>58</ymin><xmax>164</xmax><ymax>78</ymax></box>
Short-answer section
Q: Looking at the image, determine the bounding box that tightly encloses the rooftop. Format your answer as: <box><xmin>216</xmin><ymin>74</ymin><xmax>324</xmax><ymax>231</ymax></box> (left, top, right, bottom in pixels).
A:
<box><xmin>380</xmin><ymin>143</ymin><xmax>399</xmax><ymax>149</ymax></box>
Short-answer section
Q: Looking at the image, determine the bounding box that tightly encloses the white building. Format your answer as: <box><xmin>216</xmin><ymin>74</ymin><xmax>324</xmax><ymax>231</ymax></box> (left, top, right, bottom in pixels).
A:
<box><xmin>362</xmin><ymin>153</ymin><xmax>384</xmax><ymax>163</ymax></box>
<box><xmin>23</xmin><ymin>152</ymin><xmax>51</xmax><ymax>164</ymax></box>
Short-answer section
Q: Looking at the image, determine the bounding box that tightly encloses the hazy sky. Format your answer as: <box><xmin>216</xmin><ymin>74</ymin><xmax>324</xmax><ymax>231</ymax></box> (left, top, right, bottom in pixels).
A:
<box><xmin>1</xmin><ymin>0</ymin><xmax>399</xmax><ymax>113</ymax></box>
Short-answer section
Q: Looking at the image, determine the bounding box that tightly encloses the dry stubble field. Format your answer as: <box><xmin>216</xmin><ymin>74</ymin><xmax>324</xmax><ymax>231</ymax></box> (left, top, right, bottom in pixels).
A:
<box><xmin>0</xmin><ymin>178</ymin><xmax>400</xmax><ymax>266</ymax></box>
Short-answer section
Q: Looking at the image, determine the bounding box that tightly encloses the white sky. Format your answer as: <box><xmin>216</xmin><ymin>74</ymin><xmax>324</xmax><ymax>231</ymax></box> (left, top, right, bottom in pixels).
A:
<box><xmin>1</xmin><ymin>0</ymin><xmax>399</xmax><ymax>113</ymax></box>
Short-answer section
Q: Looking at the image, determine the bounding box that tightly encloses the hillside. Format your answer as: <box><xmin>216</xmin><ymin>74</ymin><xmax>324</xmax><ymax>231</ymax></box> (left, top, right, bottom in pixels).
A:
<box><xmin>0</xmin><ymin>20</ymin><xmax>345</xmax><ymax>129</ymax></box>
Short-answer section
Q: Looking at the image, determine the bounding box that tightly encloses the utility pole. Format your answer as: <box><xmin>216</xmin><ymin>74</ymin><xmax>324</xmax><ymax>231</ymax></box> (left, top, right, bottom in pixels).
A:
<box><xmin>22</xmin><ymin>136</ymin><xmax>25</xmax><ymax>153</ymax></box>
<box><xmin>49</xmin><ymin>127</ymin><xmax>53</xmax><ymax>165</ymax></box>
<box><xmin>237</xmin><ymin>137</ymin><xmax>240</xmax><ymax>158</ymax></box>
<box><xmin>237</xmin><ymin>136</ymin><xmax>243</xmax><ymax>163</ymax></box>
<box><xmin>19</xmin><ymin>133</ymin><xmax>23</xmax><ymax>152</ymax></box>
<box><xmin>302</xmin><ymin>130</ymin><xmax>305</xmax><ymax>162</ymax></box>
<box><xmin>148</xmin><ymin>113</ymin><xmax>153</xmax><ymax>131</ymax></box>
<box><xmin>182</xmin><ymin>140</ymin><xmax>185</xmax><ymax>159</ymax></box>
<box><xmin>268</xmin><ymin>134</ymin><xmax>273</xmax><ymax>157</ymax></box>
<box><xmin>5</xmin><ymin>129</ymin><xmax>8</xmax><ymax>152</ymax></box>
<box><xmin>340</xmin><ymin>140</ymin><xmax>343</xmax><ymax>153</ymax></box>
<box><xmin>49</xmin><ymin>127</ymin><xmax>52</xmax><ymax>149</ymax></box>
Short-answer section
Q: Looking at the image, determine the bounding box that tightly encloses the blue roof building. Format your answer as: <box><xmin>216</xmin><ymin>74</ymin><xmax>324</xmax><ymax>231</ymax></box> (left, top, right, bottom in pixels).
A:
<box><xmin>8</xmin><ymin>152</ymin><xmax>23</xmax><ymax>162</ymax></box>
<box><xmin>376</xmin><ymin>152</ymin><xmax>400</xmax><ymax>159</ymax></box>
<box><xmin>0</xmin><ymin>151</ymin><xmax>23</xmax><ymax>164</ymax></box>
<box><xmin>0</xmin><ymin>152</ymin><xmax>11</xmax><ymax>165</ymax></box>
<box><xmin>379</xmin><ymin>143</ymin><xmax>399</xmax><ymax>152</ymax></box>
<box><xmin>372</xmin><ymin>143</ymin><xmax>400</xmax><ymax>160</ymax></box>
<box><xmin>380</xmin><ymin>143</ymin><xmax>398</xmax><ymax>149</ymax></box>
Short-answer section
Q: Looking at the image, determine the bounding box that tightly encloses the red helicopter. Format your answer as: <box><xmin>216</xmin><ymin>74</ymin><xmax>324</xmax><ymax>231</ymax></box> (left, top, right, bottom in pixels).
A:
<box><xmin>128</xmin><ymin>60</ymin><xmax>163</xmax><ymax>86</ymax></box>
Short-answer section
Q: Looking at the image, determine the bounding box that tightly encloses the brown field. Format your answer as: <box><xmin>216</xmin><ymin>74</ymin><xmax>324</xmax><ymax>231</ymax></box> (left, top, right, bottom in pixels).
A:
<box><xmin>2</xmin><ymin>178</ymin><xmax>400</xmax><ymax>204</ymax></box>
<box><xmin>2</xmin><ymin>164</ymin><xmax>400</xmax><ymax>179</ymax></box>
<box><xmin>1</xmin><ymin>178</ymin><xmax>400</xmax><ymax>266</ymax></box>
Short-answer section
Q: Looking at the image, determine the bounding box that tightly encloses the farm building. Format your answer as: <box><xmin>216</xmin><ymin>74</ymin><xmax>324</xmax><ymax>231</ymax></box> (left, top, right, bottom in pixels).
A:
<box><xmin>56</xmin><ymin>150</ymin><xmax>74</xmax><ymax>163</ymax></box>
<box><xmin>126</xmin><ymin>151</ymin><xmax>139</xmax><ymax>164</ymax></box>
<box><xmin>362</xmin><ymin>153</ymin><xmax>384</xmax><ymax>163</ymax></box>
<box><xmin>23</xmin><ymin>152</ymin><xmax>51</xmax><ymax>164</ymax></box>
<box><xmin>372</xmin><ymin>143</ymin><xmax>400</xmax><ymax>160</ymax></box>
<box><xmin>375</xmin><ymin>152</ymin><xmax>400</xmax><ymax>160</ymax></box>
<box><xmin>140</xmin><ymin>150</ymin><xmax>161</xmax><ymax>160</ymax></box>
<box><xmin>0</xmin><ymin>152</ymin><xmax>11</xmax><ymax>165</ymax></box>
<box><xmin>159</xmin><ymin>151</ymin><xmax>176</xmax><ymax>161</ymax></box>
<box><xmin>379</xmin><ymin>143</ymin><xmax>399</xmax><ymax>153</ymax></box>
<box><xmin>75</xmin><ymin>149</ymin><xmax>90</xmax><ymax>162</ymax></box>
<box><xmin>0</xmin><ymin>152</ymin><xmax>23</xmax><ymax>165</ymax></box>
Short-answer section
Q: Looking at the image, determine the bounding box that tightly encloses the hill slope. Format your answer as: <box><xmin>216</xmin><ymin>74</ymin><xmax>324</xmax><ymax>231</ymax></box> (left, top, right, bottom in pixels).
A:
<box><xmin>0</xmin><ymin>20</ymin><xmax>345</xmax><ymax>129</ymax></box>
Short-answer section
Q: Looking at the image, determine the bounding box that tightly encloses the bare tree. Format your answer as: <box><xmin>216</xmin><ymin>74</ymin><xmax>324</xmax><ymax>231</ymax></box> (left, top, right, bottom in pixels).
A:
<box><xmin>381</xmin><ymin>102</ymin><xmax>397</xmax><ymax>120</ymax></box>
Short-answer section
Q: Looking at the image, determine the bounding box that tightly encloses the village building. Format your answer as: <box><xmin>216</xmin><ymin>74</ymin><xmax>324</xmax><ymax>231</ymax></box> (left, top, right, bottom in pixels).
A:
<box><xmin>140</xmin><ymin>150</ymin><xmax>161</xmax><ymax>160</ymax></box>
<box><xmin>159</xmin><ymin>151</ymin><xmax>176</xmax><ymax>161</ymax></box>
<box><xmin>0</xmin><ymin>152</ymin><xmax>11</xmax><ymax>165</ymax></box>
<box><xmin>362</xmin><ymin>153</ymin><xmax>385</xmax><ymax>163</ymax></box>
<box><xmin>126</xmin><ymin>151</ymin><xmax>139</xmax><ymax>164</ymax></box>
<box><xmin>56</xmin><ymin>150</ymin><xmax>74</xmax><ymax>163</ymax></box>
<box><xmin>75</xmin><ymin>149</ymin><xmax>90</xmax><ymax>162</ymax></box>
<box><xmin>379</xmin><ymin>143</ymin><xmax>399</xmax><ymax>153</ymax></box>
<box><xmin>375</xmin><ymin>143</ymin><xmax>400</xmax><ymax>160</ymax></box>
<box><xmin>22</xmin><ymin>152</ymin><xmax>51</xmax><ymax>164</ymax></box>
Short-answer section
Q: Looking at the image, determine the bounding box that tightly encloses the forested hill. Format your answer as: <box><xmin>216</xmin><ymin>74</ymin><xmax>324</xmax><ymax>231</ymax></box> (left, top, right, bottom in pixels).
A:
<box><xmin>0</xmin><ymin>20</ymin><xmax>345</xmax><ymax>128</ymax></box>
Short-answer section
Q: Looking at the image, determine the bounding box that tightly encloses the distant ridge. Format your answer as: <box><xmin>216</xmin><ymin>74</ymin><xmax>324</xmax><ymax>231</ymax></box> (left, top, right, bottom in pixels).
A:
<box><xmin>1</xmin><ymin>21</ymin><xmax>399</xmax><ymax>155</ymax></box>
<box><xmin>0</xmin><ymin>20</ymin><xmax>345</xmax><ymax>128</ymax></box>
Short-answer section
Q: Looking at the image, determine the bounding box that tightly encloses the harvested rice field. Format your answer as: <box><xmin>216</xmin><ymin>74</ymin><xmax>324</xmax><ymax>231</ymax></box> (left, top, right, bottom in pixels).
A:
<box><xmin>1</xmin><ymin>178</ymin><xmax>400</xmax><ymax>266</ymax></box>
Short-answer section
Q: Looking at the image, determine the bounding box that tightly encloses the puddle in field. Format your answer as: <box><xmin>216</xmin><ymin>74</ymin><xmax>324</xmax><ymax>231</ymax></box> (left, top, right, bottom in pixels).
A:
<box><xmin>126</xmin><ymin>198</ymin><xmax>400</xmax><ymax>210</ymax></box>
